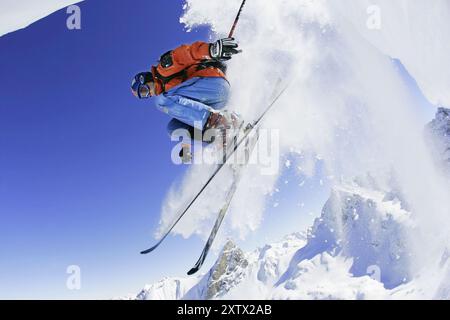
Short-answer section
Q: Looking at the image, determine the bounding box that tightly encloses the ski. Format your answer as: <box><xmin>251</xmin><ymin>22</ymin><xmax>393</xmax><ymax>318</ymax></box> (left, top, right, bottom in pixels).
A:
<box><xmin>187</xmin><ymin>128</ymin><xmax>259</xmax><ymax>275</ymax></box>
<box><xmin>187</xmin><ymin>168</ymin><xmax>242</xmax><ymax>275</ymax></box>
<box><xmin>140</xmin><ymin>83</ymin><xmax>289</xmax><ymax>255</ymax></box>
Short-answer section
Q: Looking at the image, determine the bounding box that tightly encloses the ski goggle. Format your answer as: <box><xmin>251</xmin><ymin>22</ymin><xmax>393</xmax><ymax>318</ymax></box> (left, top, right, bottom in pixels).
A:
<box><xmin>131</xmin><ymin>72</ymin><xmax>154</xmax><ymax>99</ymax></box>
<box><xmin>138</xmin><ymin>83</ymin><xmax>151</xmax><ymax>99</ymax></box>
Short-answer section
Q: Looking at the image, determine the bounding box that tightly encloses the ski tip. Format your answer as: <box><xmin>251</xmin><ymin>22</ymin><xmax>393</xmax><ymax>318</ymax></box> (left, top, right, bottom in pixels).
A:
<box><xmin>187</xmin><ymin>267</ymin><xmax>199</xmax><ymax>276</ymax></box>
<box><xmin>140</xmin><ymin>246</ymin><xmax>156</xmax><ymax>255</ymax></box>
<box><xmin>140</xmin><ymin>240</ymin><xmax>163</xmax><ymax>254</ymax></box>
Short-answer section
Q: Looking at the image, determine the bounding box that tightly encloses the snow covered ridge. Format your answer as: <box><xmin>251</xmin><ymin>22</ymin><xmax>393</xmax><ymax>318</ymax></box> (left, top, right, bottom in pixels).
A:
<box><xmin>426</xmin><ymin>107</ymin><xmax>450</xmax><ymax>169</ymax></box>
<box><xmin>132</xmin><ymin>183</ymin><xmax>420</xmax><ymax>300</ymax></box>
<box><xmin>0</xmin><ymin>0</ymin><xmax>83</xmax><ymax>37</ymax></box>
<box><xmin>134</xmin><ymin>233</ymin><xmax>308</xmax><ymax>300</ymax></box>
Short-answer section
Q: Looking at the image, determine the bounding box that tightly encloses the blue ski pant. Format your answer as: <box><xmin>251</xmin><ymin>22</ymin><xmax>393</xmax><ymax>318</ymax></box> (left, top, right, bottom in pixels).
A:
<box><xmin>154</xmin><ymin>77</ymin><xmax>230</xmax><ymax>134</ymax></box>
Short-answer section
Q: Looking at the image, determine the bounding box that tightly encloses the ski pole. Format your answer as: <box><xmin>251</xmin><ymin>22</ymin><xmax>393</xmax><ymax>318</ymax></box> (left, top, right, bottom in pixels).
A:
<box><xmin>228</xmin><ymin>0</ymin><xmax>247</xmax><ymax>38</ymax></box>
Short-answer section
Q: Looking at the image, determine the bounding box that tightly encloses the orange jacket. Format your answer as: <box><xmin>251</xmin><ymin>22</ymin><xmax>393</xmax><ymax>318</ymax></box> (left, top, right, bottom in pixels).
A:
<box><xmin>151</xmin><ymin>41</ymin><xmax>227</xmax><ymax>95</ymax></box>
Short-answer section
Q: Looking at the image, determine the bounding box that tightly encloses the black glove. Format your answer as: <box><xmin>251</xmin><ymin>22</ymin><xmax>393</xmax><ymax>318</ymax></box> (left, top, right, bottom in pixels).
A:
<box><xmin>209</xmin><ymin>38</ymin><xmax>240</xmax><ymax>61</ymax></box>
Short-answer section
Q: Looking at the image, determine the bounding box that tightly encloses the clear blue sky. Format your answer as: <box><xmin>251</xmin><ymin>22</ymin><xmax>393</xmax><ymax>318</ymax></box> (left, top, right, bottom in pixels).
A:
<box><xmin>0</xmin><ymin>0</ymin><xmax>436</xmax><ymax>299</ymax></box>
<box><xmin>0</xmin><ymin>0</ymin><xmax>219</xmax><ymax>299</ymax></box>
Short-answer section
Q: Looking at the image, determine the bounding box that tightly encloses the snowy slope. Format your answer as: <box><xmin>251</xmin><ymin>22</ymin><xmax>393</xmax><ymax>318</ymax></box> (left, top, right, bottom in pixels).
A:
<box><xmin>136</xmin><ymin>178</ymin><xmax>436</xmax><ymax>299</ymax></box>
<box><xmin>0</xmin><ymin>0</ymin><xmax>83</xmax><ymax>37</ymax></box>
<box><xmin>280</xmin><ymin>181</ymin><xmax>413</xmax><ymax>291</ymax></box>
<box><xmin>134</xmin><ymin>176</ymin><xmax>449</xmax><ymax>299</ymax></box>
<box><xmin>134</xmin><ymin>182</ymin><xmax>417</xmax><ymax>300</ymax></box>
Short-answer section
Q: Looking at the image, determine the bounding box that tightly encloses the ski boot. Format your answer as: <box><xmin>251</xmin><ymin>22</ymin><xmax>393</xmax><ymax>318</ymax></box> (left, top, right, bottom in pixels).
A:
<box><xmin>204</xmin><ymin>110</ymin><xmax>245</xmax><ymax>163</ymax></box>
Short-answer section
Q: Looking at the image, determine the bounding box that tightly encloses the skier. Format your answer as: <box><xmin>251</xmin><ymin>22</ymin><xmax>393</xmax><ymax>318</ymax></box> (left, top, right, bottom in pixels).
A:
<box><xmin>131</xmin><ymin>38</ymin><xmax>243</xmax><ymax>160</ymax></box>
<box><xmin>137</xmin><ymin>1</ymin><xmax>289</xmax><ymax>274</ymax></box>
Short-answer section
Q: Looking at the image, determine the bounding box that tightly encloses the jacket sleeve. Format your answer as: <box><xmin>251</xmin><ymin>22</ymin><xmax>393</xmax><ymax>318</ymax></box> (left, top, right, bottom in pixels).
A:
<box><xmin>156</xmin><ymin>41</ymin><xmax>211</xmax><ymax>77</ymax></box>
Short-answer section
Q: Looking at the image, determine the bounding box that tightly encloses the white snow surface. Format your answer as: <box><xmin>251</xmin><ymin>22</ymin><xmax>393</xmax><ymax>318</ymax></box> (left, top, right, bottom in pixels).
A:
<box><xmin>0</xmin><ymin>0</ymin><xmax>83</xmax><ymax>37</ymax></box>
